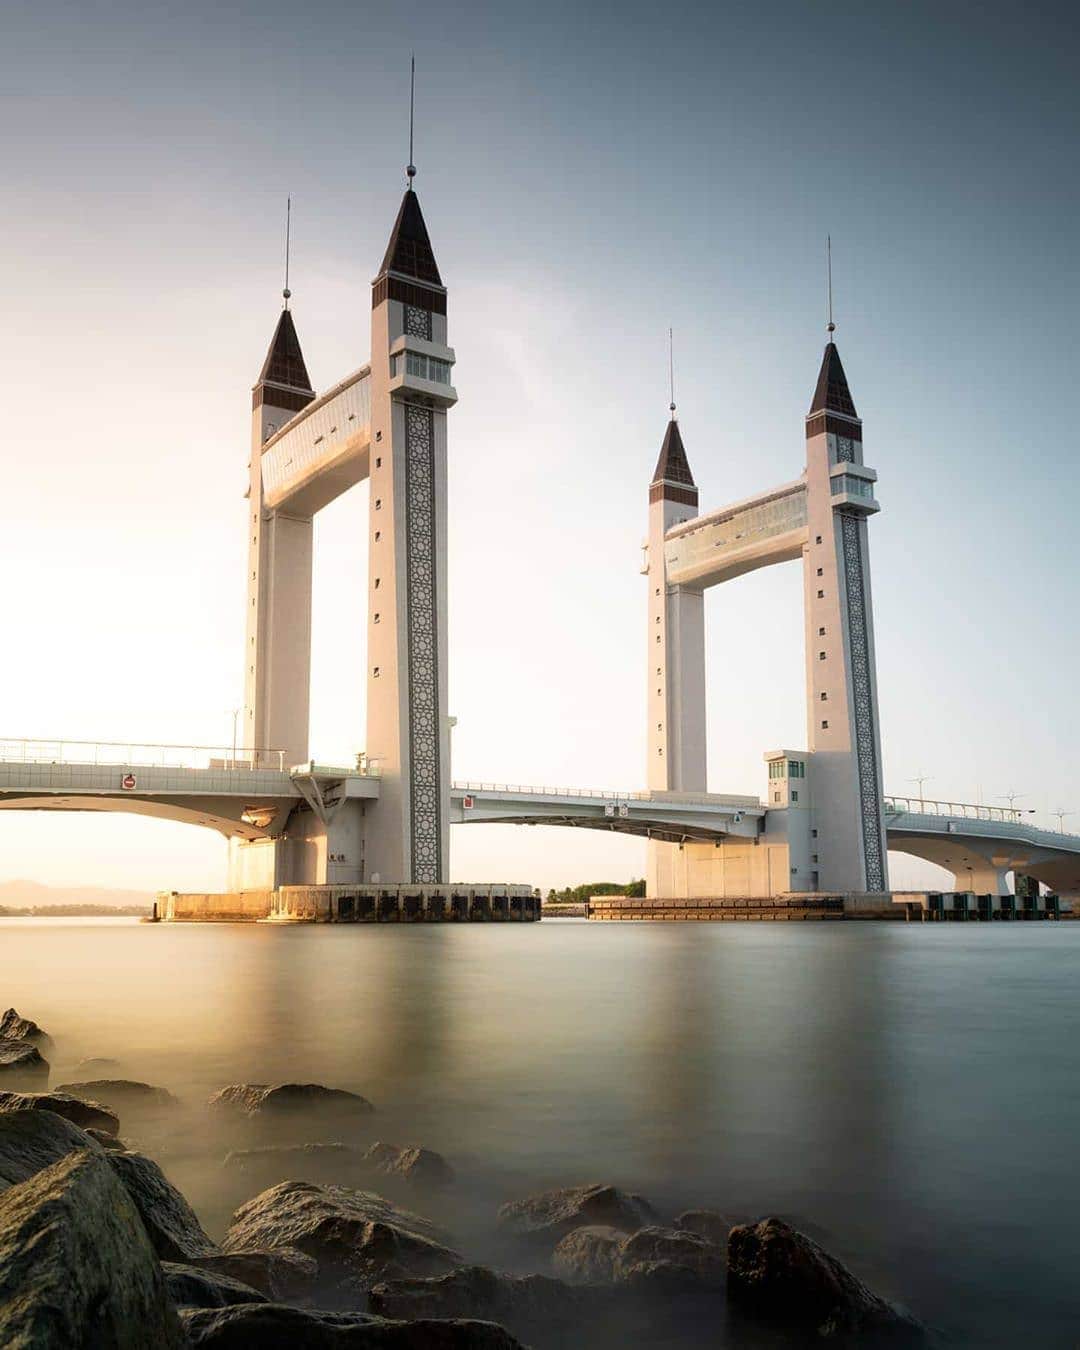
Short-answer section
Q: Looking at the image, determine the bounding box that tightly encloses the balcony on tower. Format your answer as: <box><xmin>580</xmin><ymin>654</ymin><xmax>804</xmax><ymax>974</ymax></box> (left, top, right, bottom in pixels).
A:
<box><xmin>388</xmin><ymin>334</ymin><xmax>457</xmax><ymax>409</ymax></box>
<box><xmin>829</xmin><ymin>462</ymin><xmax>879</xmax><ymax>515</ymax></box>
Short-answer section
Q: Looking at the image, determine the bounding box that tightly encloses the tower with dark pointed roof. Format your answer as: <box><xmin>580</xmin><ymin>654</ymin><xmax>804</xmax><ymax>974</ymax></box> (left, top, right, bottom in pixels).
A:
<box><xmin>646</xmin><ymin>411</ymin><xmax>706</xmax><ymax>799</ymax></box>
<box><xmin>803</xmin><ymin>338</ymin><xmax>888</xmax><ymax>891</ymax></box>
<box><xmin>364</xmin><ymin>182</ymin><xmax>456</xmax><ymax>884</ymax></box>
<box><xmin>242</xmin><ymin>297</ymin><xmax>318</xmax><ymax>770</ymax></box>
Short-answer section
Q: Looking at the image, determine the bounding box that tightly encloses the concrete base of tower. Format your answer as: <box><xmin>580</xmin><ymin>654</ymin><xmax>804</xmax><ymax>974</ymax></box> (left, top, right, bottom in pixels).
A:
<box><xmin>162</xmin><ymin>882</ymin><xmax>540</xmax><ymax>923</ymax></box>
<box><xmin>647</xmin><ymin>816</ymin><xmax>816</xmax><ymax>899</ymax></box>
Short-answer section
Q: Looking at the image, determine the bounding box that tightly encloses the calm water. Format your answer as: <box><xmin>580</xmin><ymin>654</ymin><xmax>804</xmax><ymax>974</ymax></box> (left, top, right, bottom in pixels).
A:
<box><xmin>1</xmin><ymin>917</ymin><xmax>1077</xmax><ymax>1346</ymax></box>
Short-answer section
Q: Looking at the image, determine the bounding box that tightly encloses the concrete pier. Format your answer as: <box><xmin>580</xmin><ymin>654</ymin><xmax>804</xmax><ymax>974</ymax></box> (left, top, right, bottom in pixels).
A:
<box><xmin>162</xmin><ymin>883</ymin><xmax>539</xmax><ymax>923</ymax></box>
<box><xmin>586</xmin><ymin>891</ymin><xmax>1068</xmax><ymax>921</ymax></box>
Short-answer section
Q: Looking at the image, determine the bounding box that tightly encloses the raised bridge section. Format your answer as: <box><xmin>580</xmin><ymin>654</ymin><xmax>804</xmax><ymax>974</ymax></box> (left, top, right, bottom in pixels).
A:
<box><xmin>260</xmin><ymin>366</ymin><xmax>372</xmax><ymax>516</ymax></box>
<box><xmin>664</xmin><ymin>479</ymin><xmax>807</xmax><ymax>587</ymax></box>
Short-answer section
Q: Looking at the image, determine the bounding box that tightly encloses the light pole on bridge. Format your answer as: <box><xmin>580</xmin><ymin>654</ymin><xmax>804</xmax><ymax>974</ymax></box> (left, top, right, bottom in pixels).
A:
<box><xmin>907</xmin><ymin>773</ymin><xmax>933</xmax><ymax>808</ymax></box>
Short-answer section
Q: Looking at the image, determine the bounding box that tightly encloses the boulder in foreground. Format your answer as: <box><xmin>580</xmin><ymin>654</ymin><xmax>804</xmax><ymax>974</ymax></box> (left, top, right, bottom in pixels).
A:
<box><xmin>613</xmin><ymin>1225</ymin><xmax>726</xmax><ymax>1292</ymax></box>
<box><xmin>182</xmin><ymin>1304</ymin><xmax>525</xmax><ymax>1348</ymax></box>
<box><xmin>727</xmin><ymin>1217</ymin><xmax>924</xmax><ymax>1341</ymax></box>
<box><xmin>0</xmin><ymin>1008</ymin><xmax>51</xmax><ymax>1045</ymax></box>
<box><xmin>0</xmin><ymin>1150</ymin><xmax>184</xmax><ymax>1348</ymax></box>
<box><xmin>209</xmin><ymin>1082</ymin><xmax>375</xmax><ymax>1118</ymax></box>
<box><xmin>0</xmin><ymin>1039</ymin><xmax>48</xmax><ymax>1082</ymax></box>
<box><xmin>163</xmin><ymin>1260</ymin><xmax>269</xmax><ymax>1309</ymax></box>
<box><xmin>107</xmin><ymin>1149</ymin><xmax>218</xmax><ymax>1260</ymax></box>
<box><xmin>497</xmin><ymin>1182</ymin><xmax>657</xmax><ymax>1241</ymax></box>
<box><xmin>364</xmin><ymin>1141</ymin><xmax>455</xmax><ymax>1188</ymax></box>
<box><xmin>0</xmin><ymin>1088</ymin><xmax>120</xmax><ymax>1135</ymax></box>
<box><xmin>370</xmin><ymin>1264</ymin><xmax>599</xmax><ymax>1339</ymax></box>
<box><xmin>0</xmin><ymin>1108</ymin><xmax>103</xmax><ymax>1190</ymax></box>
<box><xmin>224</xmin><ymin>1180</ymin><xmax>459</xmax><ymax>1294</ymax></box>
<box><xmin>54</xmin><ymin>1078</ymin><xmax>178</xmax><ymax>1110</ymax></box>
<box><xmin>551</xmin><ymin>1225</ymin><xmax>623</xmax><ymax>1283</ymax></box>
<box><xmin>186</xmin><ymin>1247</ymin><xmax>318</xmax><ymax>1303</ymax></box>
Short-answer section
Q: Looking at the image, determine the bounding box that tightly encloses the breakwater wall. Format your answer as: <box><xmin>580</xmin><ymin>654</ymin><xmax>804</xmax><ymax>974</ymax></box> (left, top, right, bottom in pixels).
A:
<box><xmin>587</xmin><ymin>892</ymin><xmax>1070</xmax><ymax>921</ymax></box>
<box><xmin>162</xmin><ymin>883</ymin><xmax>540</xmax><ymax>923</ymax></box>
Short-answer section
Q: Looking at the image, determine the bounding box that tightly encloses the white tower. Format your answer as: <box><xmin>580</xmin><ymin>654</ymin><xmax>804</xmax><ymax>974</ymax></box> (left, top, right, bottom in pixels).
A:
<box><xmin>243</xmin><ymin>306</ymin><xmax>317</xmax><ymax>768</ymax></box>
<box><xmin>362</xmin><ymin>187</ymin><xmax>455</xmax><ymax>884</ymax></box>
<box><xmin>802</xmin><ymin>341</ymin><xmax>888</xmax><ymax>891</ymax></box>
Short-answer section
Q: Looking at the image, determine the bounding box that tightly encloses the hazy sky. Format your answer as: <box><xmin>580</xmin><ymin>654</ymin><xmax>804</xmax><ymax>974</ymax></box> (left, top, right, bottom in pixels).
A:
<box><xmin>1</xmin><ymin>0</ymin><xmax>1077</xmax><ymax>893</ymax></box>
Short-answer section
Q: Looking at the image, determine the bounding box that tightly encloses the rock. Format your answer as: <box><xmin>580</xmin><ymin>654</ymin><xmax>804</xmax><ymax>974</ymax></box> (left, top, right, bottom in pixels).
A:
<box><xmin>497</xmin><ymin>1182</ymin><xmax>657</xmax><ymax>1242</ymax></box>
<box><xmin>186</xmin><ymin>1248</ymin><xmax>319</xmax><ymax>1303</ymax></box>
<box><xmin>209</xmin><ymin>1082</ymin><xmax>375</xmax><ymax>1118</ymax></box>
<box><xmin>107</xmin><ymin>1150</ymin><xmax>218</xmax><ymax>1260</ymax></box>
<box><xmin>0</xmin><ymin>1088</ymin><xmax>120</xmax><ymax>1135</ymax></box>
<box><xmin>224</xmin><ymin>1142</ymin><xmax>363</xmax><ymax>1176</ymax></box>
<box><xmin>370</xmin><ymin>1264</ymin><xmax>598</xmax><ymax>1339</ymax></box>
<box><xmin>551</xmin><ymin>1225</ymin><xmax>622</xmax><ymax>1283</ymax></box>
<box><xmin>0</xmin><ymin>1150</ymin><xmax>185</xmax><ymax>1348</ymax></box>
<box><xmin>55</xmin><ymin>1077</ymin><xmax>178</xmax><ymax>1110</ymax></box>
<box><xmin>612</xmin><ymin>1225</ymin><xmax>726</xmax><ymax>1292</ymax></box>
<box><xmin>0</xmin><ymin>1008</ymin><xmax>51</xmax><ymax>1044</ymax></box>
<box><xmin>675</xmin><ymin>1208</ymin><xmax>736</xmax><ymax>1248</ymax></box>
<box><xmin>0</xmin><ymin>1107</ymin><xmax>103</xmax><ymax>1190</ymax></box>
<box><xmin>76</xmin><ymin>1056</ymin><xmax>121</xmax><ymax>1073</ymax></box>
<box><xmin>364</xmin><ymin>1141</ymin><xmax>455</xmax><ymax>1188</ymax></box>
<box><xmin>182</xmin><ymin>1303</ymin><xmax>525</xmax><ymax>1347</ymax></box>
<box><xmin>86</xmin><ymin>1125</ymin><xmax>127</xmax><ymax>1150</ymax></box>
<box><xmin>163</xmin><ymin>1260</ymin><xmax>270</xmax><ymax>1309</ymax></box>
<box><xmin>727</xmin><ymin>1217</ymin><xmax>924</xmax><ymax>1340</ymax></box>
<box><xmin>224</xmin><ymin>1181</ymin><xmax>460</xmax><ymax>1293</ymax></box>
<box><xmin>0</xmin><ymin>1038</ymin><xmax>48</xmax><ymax>1081</ymax></box>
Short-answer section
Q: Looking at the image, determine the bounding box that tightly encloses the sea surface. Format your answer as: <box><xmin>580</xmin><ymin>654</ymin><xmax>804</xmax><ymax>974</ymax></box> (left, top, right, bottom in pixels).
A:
<box><xmin>1</xmin><ymin>916</ymin><xmax>1077</xmax><ymax>1346</ymax></box>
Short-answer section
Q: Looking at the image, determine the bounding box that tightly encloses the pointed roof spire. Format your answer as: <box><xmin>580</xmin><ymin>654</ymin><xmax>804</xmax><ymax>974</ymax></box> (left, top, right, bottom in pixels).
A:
<box><xmin>257</xmin><ymin>309</ymin><xmax>313</xmax><ymax>394</ymax></box>
<box><xmin>651</xmin><ymin>417</ymin><xmax>696</xmax><ymax>489</ymax></box>
<box><xmin>808</xmin><ymin>341</ymin><xmax>858</xmax><ymax>418</ymax></box>
<box><xmin>378</xmin><ymin>189</ymin><xmax>442</xmax><ymax>285</ymax></box>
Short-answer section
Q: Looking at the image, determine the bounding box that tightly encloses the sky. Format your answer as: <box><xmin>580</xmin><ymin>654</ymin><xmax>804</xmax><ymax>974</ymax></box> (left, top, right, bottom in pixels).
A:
<box><xmin>1</xmin><ymin>0</ymin><xmax>1077</xmax><ymax>893</ymax></box>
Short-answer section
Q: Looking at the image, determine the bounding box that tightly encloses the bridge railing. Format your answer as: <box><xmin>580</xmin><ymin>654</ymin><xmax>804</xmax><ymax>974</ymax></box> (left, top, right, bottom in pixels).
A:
<box><xmin>0</xmin><ymin>738</ymin><xmax>288</xmax><ymax>773</ymax></box>
<box><xmin>450</xmin><ymin>780</ymin><xmax>752</xmax><ymax>809</ymax></box>
<box><xmin>884</xmin><ymin>795</ymin><xmax>1025</xmax><ymax>825</ymax></box>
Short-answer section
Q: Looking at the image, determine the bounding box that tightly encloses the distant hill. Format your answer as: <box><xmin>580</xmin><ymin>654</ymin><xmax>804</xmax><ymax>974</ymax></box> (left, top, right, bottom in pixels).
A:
<box><xmin>0</xmin><ymin>880</ymin><xmax>155</xmax><ymax>910</ymax></box>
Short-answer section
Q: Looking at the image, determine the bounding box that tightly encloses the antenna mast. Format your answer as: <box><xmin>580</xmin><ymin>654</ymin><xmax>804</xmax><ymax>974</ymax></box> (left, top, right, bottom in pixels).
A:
<box><xmin>826</xmin><ymin>234</ymin><xmax>834</xmax><ymax>339</ymax></box>
<box><xmin>668</xmin><ymin>327</ymin><xmax>676</xmax><ymax>414</ymax></box>
<box><xmin>283</xmin><ymin>197</ymin><xmax>292</xmax><ymax>309</ymax></box>
<box><xmin>407</xmin><ymin>54</ymin><xmax>417</xmax><ymax>187</ymax></box>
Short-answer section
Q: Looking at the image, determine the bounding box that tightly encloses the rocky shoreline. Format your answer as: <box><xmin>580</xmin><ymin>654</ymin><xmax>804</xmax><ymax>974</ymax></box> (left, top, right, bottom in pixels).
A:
<box><xmin>0</xmin><ymin>1007</ymin><xmax>928</xmax><ymax>1347</ymax></box>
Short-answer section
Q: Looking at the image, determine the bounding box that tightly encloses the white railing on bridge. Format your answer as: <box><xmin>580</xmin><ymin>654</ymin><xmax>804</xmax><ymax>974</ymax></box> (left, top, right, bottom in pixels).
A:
<box><xmin>885</xmin><ymin>795</ymin><xmax>1029</xmax><ymax>826</ymax></box>
<box><xmin>0</xmin><ymin>739</ymin><xmax>288</xmax><ymax>773</ymax></box>
<box><xmin>451</xmin><ymin>780</ymin><xmax>750</xmax><ymax>809</ymax></box>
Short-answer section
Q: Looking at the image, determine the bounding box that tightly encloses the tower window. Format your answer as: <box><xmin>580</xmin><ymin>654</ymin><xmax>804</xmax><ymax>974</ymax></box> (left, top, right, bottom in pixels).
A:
<box><xmin>375</xmin><ymin>531</ymin><xmax>381</xmax><ymax>541</ymax></box>
<box><xmin>820</xmin><ymin>691</ymin><xmax>827</xmax><ymax>701</ymax></box>
<box><xmin>822</xmin><ymin>720</ymin><xmax>829</xmax><ymax>729</ymax></box>
<box><xmin>817</xmin><ymin>589</ymin><xmax>824</xmax><ymax>598</ymax></box>
<box><xmin>791</xmin><ymin>790</ymin><xmax>799</xmax><ymax>802</ymax></box>
<box><xmin>375</xmin><ymin>456</ymin><xmax>382</xmax><ymax>468</ymax></box>
<box><xmin>655</xmin><ymin>616</ymin><xmax>660</xmax><ymax>624</ymax></box>
<box><xmin>374</xmin><ymin>613</ymin><xmax>380</xmax><ymax>623</ymax></box>
<box><xmin>812</xmin><ymin>829</ymin><xmax>818</xmax><ymax>838</ymax></box>
<box><xmin>815</xmin><ymin>535</ymin><xmax>822</xmax><ymax>544</ymax></box>
<box><xmin>819</xmin><ymin>651</ymin><xmax>826</xmax><ymax>660</ymax></box>
<box><xmin>375</xmin><ymin>499</ymin><xmax>382</xmax><ymax>510</ymax></box>
<box><xmin>773</xmin><ymin>792</ymin><xmax>780</xmax><ymax>803</ymax></box>
<box><xmin>373</xmin><ymin>667</ymin><xmax>380</xmax><ymax>677</ymax></box>
<box><xmin>816</xmin><ymin>567</ymin><xmax>823</xmax><ymax>577</ymax></box>
<box><xmin>374</xmin><ymin>578</ymin><xmax>381</xmax><ymax>589</ymax></box>
<box><xmin>656</xmin><ymin>635</ymin><xmax>661</xmax><ymax>644</ymax></box>
<box><xmin>818</xmin><ymin>627</ymin><xmax>826</xmax><ymax>636</ymax></box>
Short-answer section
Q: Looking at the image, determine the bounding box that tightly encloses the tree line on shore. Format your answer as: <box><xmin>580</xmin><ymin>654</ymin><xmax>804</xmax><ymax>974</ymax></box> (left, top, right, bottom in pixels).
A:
<box><xmin>544</xmin><ymin>880</ymin><xmax>645</xmax><ymax>905</ymax></box>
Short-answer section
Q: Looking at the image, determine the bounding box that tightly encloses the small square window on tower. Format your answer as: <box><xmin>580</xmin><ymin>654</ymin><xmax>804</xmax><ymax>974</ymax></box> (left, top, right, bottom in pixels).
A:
<box><xmin>820</xmin><ymin>691</ymin><xmax>828</xmax><ymax>701</ymax></box>
<box><xmin>819</xmin><ymin>651</ymin><xmax>826</xmax><ymax>661</ymax></box>
<box><xmin>818</xmin><ymin>626</ymin><xmax>826</xmax><ymax>636</ymax></box>
<box><xmin>822</xmin><ymin>719</ymin><xmax>829</xmax><ymax>729</ymax></box>
<box><xmin>816</xmin><ymin>567</ymin><xmax>823</xmax><ymax>577</ymax></box>
<box><xmin>816</xmin><ymin>535</ymin><xmax>822</xmax><ymax>544</ymax></box>
<box><xmin>817</xmin><ymin>589</ymin><xmax>824</xmax><ymax>598</ymax></box>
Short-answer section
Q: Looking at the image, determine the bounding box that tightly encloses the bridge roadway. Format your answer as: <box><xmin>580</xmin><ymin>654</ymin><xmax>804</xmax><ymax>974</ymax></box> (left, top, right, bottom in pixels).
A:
<box><xmin>1</xmin><ymin>743</ymin><xmax>1079</xmax><ymax>895</ymax></box>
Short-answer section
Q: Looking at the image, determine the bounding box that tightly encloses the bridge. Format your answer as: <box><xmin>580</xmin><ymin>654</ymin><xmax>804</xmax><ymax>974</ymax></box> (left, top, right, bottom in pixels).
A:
<box><xmin>3</xmin><ymin>738</ymin><xmax>1078</xmax><ymax>900</ymax></box>
<box><xmin>3</xmin><ymin>165</ymin><xmax>1073</xmax><ymax>909</ymax></box>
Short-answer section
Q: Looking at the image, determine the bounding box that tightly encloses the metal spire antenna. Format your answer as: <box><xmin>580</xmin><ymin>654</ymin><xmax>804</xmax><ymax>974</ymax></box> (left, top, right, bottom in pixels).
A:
<box><xmin>406</xmin><ymin>53</ymin><xmax>417</xmax><ymax>188</ymax></box>
<box><xmin>826</xmin><ymin>234</ymin><xmax>835</xmax><ymax>340</ymax></box>
<box><xmin>668</xmin><ymin>327</ymin><xmax>676</xmax><ymax>415</ymax></box>
<box><xmin>282</xmin><ymin>196</ymin><xmax>292</xmax><ymax>309</ymax></box>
